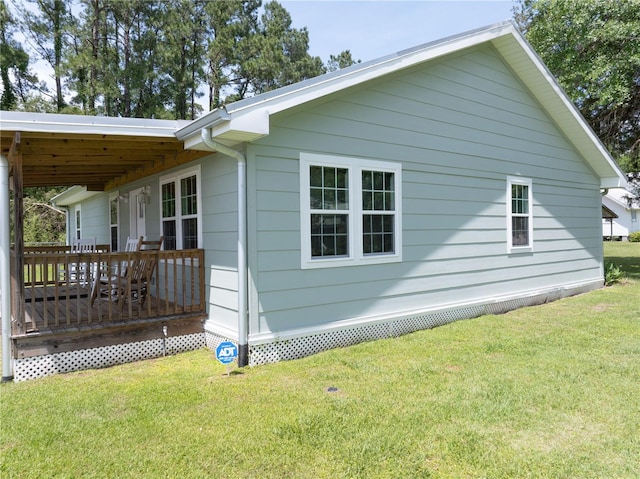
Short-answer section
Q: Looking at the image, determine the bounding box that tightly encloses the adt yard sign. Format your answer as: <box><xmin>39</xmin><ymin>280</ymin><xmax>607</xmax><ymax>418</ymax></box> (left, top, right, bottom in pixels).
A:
<box><xmin>216</xmin><ymin>341</ymin><xmax>238</xmax><ymax>365</ymax></box>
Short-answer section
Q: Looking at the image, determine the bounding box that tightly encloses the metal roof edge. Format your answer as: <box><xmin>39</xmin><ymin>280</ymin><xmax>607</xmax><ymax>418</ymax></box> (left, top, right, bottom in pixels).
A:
<box><xmin>175</xmin><ymin>108</ymin><xmax>230</xmax><ymax>140</ymax></box>
<box><xmin>0</xmin><ymin>111</ymin><xmax>188</xmax><ymax>137</ymax></box>
<box><xmin>51</xmin><ymin>185</ymin><xmax>101</xmax><ymax>206</ymax></box>
<box><xmin>217</xmin><ymin>21</ymin><xmax>516</xmax><ymax>118</ymax></box>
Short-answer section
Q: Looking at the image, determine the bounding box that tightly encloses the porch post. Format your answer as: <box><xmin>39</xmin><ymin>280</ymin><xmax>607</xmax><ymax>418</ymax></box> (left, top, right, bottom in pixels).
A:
<box><xmin>1</xmin><ymin>155</ymin><xmax>13</xmax><ymax>381</ymax></box>
<box><xmin>10</xmin><ymin>133</ymin><xmax>25</xmax><ymax>337</ymax></box>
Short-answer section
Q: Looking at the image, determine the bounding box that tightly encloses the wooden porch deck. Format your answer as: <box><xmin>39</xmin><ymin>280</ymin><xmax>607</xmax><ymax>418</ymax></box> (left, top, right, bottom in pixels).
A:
<box><xmin>12</xmin><ymin>248</ymin><xmax>208</xmax><ymax>359</ymax></box>
<box><xmin>23</xmin><ymin>283</ymin><xmax>194</xmax><ymax>333</ymax></box>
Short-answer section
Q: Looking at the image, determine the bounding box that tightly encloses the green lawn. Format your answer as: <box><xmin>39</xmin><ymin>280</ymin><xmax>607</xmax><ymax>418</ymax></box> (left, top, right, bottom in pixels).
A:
<box><xmin>604</xmin><ymin>240</ymin><xmax>640</xmax><ymax>280</ymax></box>
<box><xmin>1</xmin><ymin>243</ymin><xmax>639</xmax><ymax>478</ymax></box>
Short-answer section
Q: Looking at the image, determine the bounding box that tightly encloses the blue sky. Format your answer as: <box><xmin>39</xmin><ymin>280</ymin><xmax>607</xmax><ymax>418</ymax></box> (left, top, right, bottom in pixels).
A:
<box><xmin>15</xmin><ymin>0</ymin><xmax>516</xmax><ymax>110</ymax></box>
<box><xmin>281</xmin><ymin>0</ymin><xmax>516</xmax><ymax>64</ymax></box>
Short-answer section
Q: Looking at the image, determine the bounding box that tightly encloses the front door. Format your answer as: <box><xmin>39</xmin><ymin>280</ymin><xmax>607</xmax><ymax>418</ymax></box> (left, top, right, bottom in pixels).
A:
<box><xmin>130</xmin><ymin>187</ymin><xmax>147</xmax><ymax>240</ymax></box>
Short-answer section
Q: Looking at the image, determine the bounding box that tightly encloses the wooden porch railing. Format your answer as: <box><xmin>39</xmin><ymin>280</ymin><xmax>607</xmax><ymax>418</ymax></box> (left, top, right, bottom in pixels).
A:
<box><xmin>13</xmin><ymin>248</ymin><xmax>206</xmax><ymax>336</ymax></box>
<box><xmin>22</xmin><ymin>245</ymin><xmax>111</xmax><ymax>286</ymax></box>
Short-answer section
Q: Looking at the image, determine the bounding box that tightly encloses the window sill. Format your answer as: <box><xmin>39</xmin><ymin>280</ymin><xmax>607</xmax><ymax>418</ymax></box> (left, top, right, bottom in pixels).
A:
<box><xmin>508</xmin><ymin>246</ymin><xmax>533</xmax><ymax>255</ymax></box>
<box><xmin>301</xmin><ymin>253</ymin><xmax>402</xmax><ymax>269</ymax></box>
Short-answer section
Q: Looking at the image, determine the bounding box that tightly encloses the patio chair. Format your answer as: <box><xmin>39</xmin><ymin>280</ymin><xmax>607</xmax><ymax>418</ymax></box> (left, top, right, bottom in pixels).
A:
<box><xmin>124</xmin><ymin>236</ymin><xmax>143</xmax><ymax>252</ymax></box>
<box><xmin>91</xmin><ymin>236</ymin><xmax>143</xmax><ymax>305</ymax></box>
<box><xmin>65</xmin><ymin>237</ymin><xmax>96</xmax><ymax>286</ymax></box>
<box><xmin>124</xmin><ymin>237</ymin><xmax>164</xmax><ymax>307</ymax></box>
<box><xmin>90</xmin><ymin>237</ymin><xmax>163</xmax><ymax>309</ymax></box>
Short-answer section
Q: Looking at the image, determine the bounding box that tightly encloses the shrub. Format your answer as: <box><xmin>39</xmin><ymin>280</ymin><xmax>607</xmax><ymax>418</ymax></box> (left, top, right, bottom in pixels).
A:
<box><xmin>629</xmin><ymin>231</ymin><xmax>640</xmax><ymax>242</ymax></box>
<box><xmin>604</xmin><ymin>262</ymin><xmax>624</xmax><ymax>286</ymax></box>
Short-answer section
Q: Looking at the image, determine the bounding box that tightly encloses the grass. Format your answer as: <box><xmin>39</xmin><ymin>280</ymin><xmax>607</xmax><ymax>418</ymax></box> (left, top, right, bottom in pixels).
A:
<box><xmin>1</xmin><ymin>243</ymin><xmax>639</xmax><ymax>478</ymax></box>
<box><xmin>604</xmin><ymin>240</ymin><xmax>640</xmax><ymax>280</ymax></box>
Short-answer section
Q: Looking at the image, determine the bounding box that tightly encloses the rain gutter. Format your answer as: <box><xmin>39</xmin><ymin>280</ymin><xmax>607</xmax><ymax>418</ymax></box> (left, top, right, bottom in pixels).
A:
<box><xmin>200</xmin><ymin>129</ymin><xmax>249</xmax><ymax>367</ymax></box>
<box><xmin>0</xmin><ymin>155</ymin><xmax>13</xmax><ymax>381</ymax></box>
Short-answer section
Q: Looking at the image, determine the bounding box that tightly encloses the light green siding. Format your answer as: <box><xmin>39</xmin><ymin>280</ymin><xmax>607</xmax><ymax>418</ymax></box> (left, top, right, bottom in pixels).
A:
<box><xmin>75</xmin><ymin>195</ymin><xmax>109</xmax><ymax>245</ymax></box>
<box><xmin>247</xmin><ymin>44</ymin><xmax>603</xmax><ymax>337</ymax></box>
<box><xmin>201</xmin><ymin>153</ymin><xmax>239</xmax><ymax>332</ymax></box>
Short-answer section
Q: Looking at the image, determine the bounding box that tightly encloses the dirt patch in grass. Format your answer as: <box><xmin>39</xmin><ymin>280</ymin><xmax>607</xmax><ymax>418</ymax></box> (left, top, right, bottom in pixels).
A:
<box><xmin>591</xmin><ymin>303</ymin><xmax>615</xmax><ymax>312</ymax></box>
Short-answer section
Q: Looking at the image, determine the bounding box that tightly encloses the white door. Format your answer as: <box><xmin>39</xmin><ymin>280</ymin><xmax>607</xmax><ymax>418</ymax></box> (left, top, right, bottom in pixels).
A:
<box><xmin>130</xmin><ymin>187</ymin><xmax>146</xmax><ymax>240</ymax></box>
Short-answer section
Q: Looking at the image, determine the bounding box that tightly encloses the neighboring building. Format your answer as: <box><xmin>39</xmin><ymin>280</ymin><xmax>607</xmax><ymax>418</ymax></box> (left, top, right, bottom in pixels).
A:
<box><xmin>0</xmin><ymin>21</ymin><xmax>627</xmax><ymax>380</ymax></box>
<box><xmin>602</xmin><ymin>183</ymin><xmax>640</xmax><ymax>240</ymax></box>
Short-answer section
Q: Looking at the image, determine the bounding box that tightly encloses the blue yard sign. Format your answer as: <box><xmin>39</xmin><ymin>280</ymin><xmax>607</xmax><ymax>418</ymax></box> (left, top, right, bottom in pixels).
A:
<box><xmin>216</xmin><ymin>341</ymin><xmax>238</xmax><ymax>365</ymax></box>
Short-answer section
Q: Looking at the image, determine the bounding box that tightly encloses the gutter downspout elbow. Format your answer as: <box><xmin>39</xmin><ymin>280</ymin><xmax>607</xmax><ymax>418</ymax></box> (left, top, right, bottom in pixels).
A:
<box><xmin>0</xmin><ymin>155</ymin><xmax>13</xmax><ymax>381</ymax></box>
<box><xmin>201</xmin><ymin>129</ymin><xmax>249</xmax><ymax>367</ymax></box>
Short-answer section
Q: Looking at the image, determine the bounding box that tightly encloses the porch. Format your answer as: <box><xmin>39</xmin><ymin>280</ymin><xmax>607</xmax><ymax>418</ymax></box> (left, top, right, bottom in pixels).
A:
<box><xmin>1</xmin><ymin>115</ymin><xmax>216</xmax><ymax>380</ymax></box>
<box><xmin>13</xmin><ymin>247</ymin><xmax>207</xmax><ymax>359</ymax></box>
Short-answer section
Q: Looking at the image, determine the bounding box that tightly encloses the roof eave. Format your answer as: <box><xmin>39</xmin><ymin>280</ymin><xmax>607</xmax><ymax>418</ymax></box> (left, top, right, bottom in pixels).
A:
<box><xmin>51</xmin><ymin>186</ymin><xmax>102</xmax><ymax>206</ymax></box>
<box><xmin>177</xmin><ymin>108</ymin><xmax>270</xmax><ymax>151</ymax></box>
<box><xmin>181</xmin><ymin>21</ymin><xmax>626</xmax><ymax>188</ymax></box>
<box><xmin>179</xmin><ymin>21</ymin><xmax>518</xmax><ymax>150</ymax></box>
<box><xmin>491</xmin><ymin>29</ymin><xmax>627</xmax><ymax>189</ymax></box>
<box><xmin>0</xmin><ymin>111</ymin><xmax>187</xmax><ymax>138</ymax></box>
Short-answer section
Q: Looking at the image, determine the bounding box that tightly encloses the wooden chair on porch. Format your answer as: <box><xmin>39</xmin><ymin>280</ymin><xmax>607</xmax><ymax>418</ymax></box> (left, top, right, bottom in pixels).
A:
<box><xmin>90</xmin><ymin>237</ymin><xmax>163</xmax><ymax>309</ymax></box>
<box><xmin>62</xmin><ymin>237</ymin><xmax>97</xmax><ymax>286</ymax></box>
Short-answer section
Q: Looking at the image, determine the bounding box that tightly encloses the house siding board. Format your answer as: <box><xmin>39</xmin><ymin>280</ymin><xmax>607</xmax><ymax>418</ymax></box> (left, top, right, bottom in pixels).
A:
<box><xmin>200</xmin><ymin>153</ymin><xmax>242</xmax><ymax>331</ymax></box>
<box><xmin>78</xmin><ymin>195</ymin><xmax>110</xmax><ymax>244</ymax></box>
<box><xmin>257</xmin><ymin>249</ymin><xmax>600</xmax><ymax>295</ymax></box>
<box><xmin>255</xmin><ymin>269</ymin><xmax>599</xmax><ymax>334</ymax></box>
<box><xmin>249</xmin><ymin>43</ymin><xmax>603</xmax><ymax>337</ymax></box>
<box><xmin>200</xmin><ymin>154</ymin><xmax>238</xmax><ymax>263</ymax></box>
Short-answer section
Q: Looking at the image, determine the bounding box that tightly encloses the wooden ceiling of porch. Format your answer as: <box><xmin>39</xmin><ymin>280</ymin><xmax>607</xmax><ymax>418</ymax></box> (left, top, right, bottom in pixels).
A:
<box><xmin>0</xmin><ymin>130</ymin><xmax>210</xmax><ymax>191</ymax></box>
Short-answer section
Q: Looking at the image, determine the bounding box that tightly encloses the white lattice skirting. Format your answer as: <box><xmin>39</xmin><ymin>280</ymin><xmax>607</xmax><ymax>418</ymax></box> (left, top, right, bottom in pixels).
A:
<box><xmin>205</xmin><ymin>281</ymin><xmax>599</xmax><ymax>367</ymax></box>
<box><xmin>14</xmin><ymin>333</ymin><xmax>205</xmax><ymax>382</ymax></box>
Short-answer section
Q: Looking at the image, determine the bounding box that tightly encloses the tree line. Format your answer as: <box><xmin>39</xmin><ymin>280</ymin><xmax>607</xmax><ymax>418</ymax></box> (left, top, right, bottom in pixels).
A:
<box><xmin>1</xmin><ymin>0</ymin><xmax>358</xmax><ymax>119</ymax></box>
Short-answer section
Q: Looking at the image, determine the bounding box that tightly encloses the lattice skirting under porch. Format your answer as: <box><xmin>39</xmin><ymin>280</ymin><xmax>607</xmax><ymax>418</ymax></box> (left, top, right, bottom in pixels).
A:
<box><xmin>208</xmin><ymin>282</ymin><xmax>594</xmax><ymax>367</ymax></box>
<box><xmin>13</xmin><ymin>333</ymin><xmax>205</xmax><ymax>382</ymax></box>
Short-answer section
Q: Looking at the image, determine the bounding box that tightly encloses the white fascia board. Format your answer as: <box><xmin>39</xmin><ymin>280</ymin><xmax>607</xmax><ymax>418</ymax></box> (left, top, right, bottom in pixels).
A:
<box><xmin>212</xmin><ymin>109</ymin><xmax>270</xmax><ymax>140</ymax></box>
<box><xmin>601</xmin><ymin>177</ymin><xmax>630</xmax><ymax>189</ymax></box>
<box><xmin>0</xmin><ymin>111</ymin><xmax>185</xmax><ymax>138</ymax></box>
<box><xmin>182</xmin><ymin>109</ymin><xmax>269</xmax><ymax>150</ymax></box>
<box><xmin>175</xmin><ymin>108</ymin><xmax>230</xmax><ymax>140</ymax></box>
<box><xmin>51</xmin><ymin>186</ymin><xmax>101</xmax><ymax>206</ymax></box>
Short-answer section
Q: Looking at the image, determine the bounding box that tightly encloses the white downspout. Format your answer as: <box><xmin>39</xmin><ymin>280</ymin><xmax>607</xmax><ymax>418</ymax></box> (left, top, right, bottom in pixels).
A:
<box><xmin>0</xmin><ymin>155</ymin><xmax>13</xmax><ymax>381</ymax></box>
<box><xmin>200</xmin><ymin>129</ymin><xmax>249</xmax><ymax>367</ymax></box>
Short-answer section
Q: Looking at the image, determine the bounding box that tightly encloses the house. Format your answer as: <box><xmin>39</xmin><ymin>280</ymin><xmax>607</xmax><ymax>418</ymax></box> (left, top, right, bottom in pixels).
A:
<box><xmin>602</xmin><ymin>183</ymin><xmax>639</xmax><ymax>240</ymax></box>
<box><xmin>0</xmin><ymin>21</ymin><xmax>627</xmax><ymax>381</ymax></box>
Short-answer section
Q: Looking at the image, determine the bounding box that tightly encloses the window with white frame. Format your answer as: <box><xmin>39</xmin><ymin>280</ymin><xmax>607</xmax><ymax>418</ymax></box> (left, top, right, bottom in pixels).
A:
<box><xmin>75</xmin><ymin>206</ymin><xmax>81</xmax><ymax>240</ymax></box>
<box><xmin>160</xmin><ymin>166</ymin><xmax>202</xmax><ymax>250</ymax></box>
<box><xmin>507</xmin><ymin>176</ymin><xmax>533</xmax><ymax>252</ymax></box>
<box><xmin>109</xmin><ymin>193</ymin><xmax>119</xmax><ymax>251</ymax></box>
<box><xmin>300</xmin><ymin>153</ymin><xmax>402</xmax><ymax>268</ymax></box>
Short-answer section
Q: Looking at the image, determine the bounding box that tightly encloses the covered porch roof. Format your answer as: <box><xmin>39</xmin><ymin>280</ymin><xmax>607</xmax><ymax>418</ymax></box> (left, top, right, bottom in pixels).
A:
<box><xmin>602</xmin><ymin>204</ymin><xmax>618</xmax><ymax>220</ymax></box>
<box><xmin>0</xmin><ymin>111</ymin><xmax>211</xmax><ymax>191</ymax></box>
<box><xmin>0</xmin><ymin>112</ymin><xmax>215</xmax><ymax>381</ymax></box>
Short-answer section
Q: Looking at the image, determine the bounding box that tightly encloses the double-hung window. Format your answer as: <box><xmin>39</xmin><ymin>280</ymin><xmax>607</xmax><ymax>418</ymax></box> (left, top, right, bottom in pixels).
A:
<box><xmin>300</xmin><ymin>153</ymin><xmax>402</xmax><ymax>268</ymax></box>
<box><xmin>160</xmin><ymin>165</ymin><xmax>202</xmax><ymax>250</ymax></box>
<box><xmin>507</xmin><ymin>176</ymin><xmax>533</xmax><ymax>252</ymax></box>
